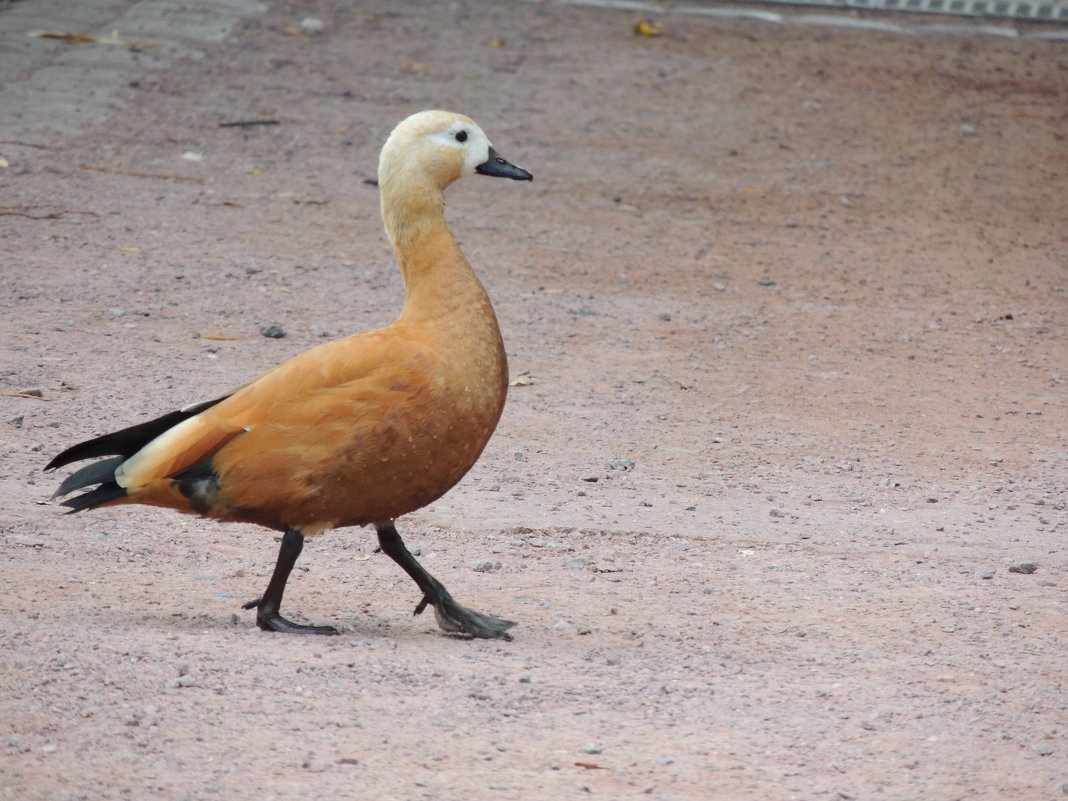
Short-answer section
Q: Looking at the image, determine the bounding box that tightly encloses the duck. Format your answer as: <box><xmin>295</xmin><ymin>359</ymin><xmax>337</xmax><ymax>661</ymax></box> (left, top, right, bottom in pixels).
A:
<box><xmin>46</xmin><ymin>109</ymin><xmax>532</xmax><ymax>640</ymax></box>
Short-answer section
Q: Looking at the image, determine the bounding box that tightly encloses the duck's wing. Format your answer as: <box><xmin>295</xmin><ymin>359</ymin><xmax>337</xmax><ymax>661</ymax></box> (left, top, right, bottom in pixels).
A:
<box><xmin>50</xmin><ymin>329</ymin><xmax>410</xmax><ymax>505</ymax></box>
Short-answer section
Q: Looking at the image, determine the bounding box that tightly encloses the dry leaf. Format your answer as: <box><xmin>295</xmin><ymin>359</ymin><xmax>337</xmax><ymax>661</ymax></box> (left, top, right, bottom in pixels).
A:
<box><xmin>0</xmin><ymin>157</ymin><xmax>8</xmax><ymax>169</ymax></box>
<box><xmin>29</xmin><ymin>31</ymin><xmax>96</xmax><ymax>43</ymax></box>
<box><xmin>632</xmin><ymin>17</ymin><xmax>663</xmax><ymax>37</ymax></box>
<box><xmin>29</xmin><ymin>30</ymin><xmax>132</xmax><ymax>46</ymax></box>
<box><xmin>116</xmin><ymin>247</ymin><xmax>142</xmax><ymax>253</ymax></box>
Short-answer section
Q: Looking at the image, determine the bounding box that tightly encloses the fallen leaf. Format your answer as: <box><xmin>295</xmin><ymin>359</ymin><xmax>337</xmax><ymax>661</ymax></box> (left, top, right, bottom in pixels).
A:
<box><xmin>632</xmin><ymin>17</ymin><xmax>663</xmax><ymax>37</ymax></box>
<box><xmin>116</xmin><ymin>247</ymin><xmax>142</xmax><ymax>253</ymax></box>
<box><xmin>0</xmin><ymin>157</ymin><xmax>8</xmax><ymax>169</ymax></box>
<box><xmin>574</xmin><ymin>762</ymin><xmax>608</xmax><ymax>770</ymax></box>
<box><xmin>29</xmin><ymin>31</ymin><xmax>96</xmax><ymax>43</ymax></box>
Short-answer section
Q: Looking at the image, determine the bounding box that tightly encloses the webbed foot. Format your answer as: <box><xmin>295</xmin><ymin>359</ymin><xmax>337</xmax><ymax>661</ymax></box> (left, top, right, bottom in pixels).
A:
<box><xmin>415</xmin><ymin>591</ymin><xmax>515</xmax><ymax>640</ymax></box>
<box><xmin>242</xmin><ymin>597</ymin><xmax>339</xmax><ymax>635</ymax></box>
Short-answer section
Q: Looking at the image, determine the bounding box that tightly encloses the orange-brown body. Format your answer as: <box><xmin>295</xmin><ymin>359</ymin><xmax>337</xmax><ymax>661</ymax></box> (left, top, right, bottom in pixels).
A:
<box><xmin>123</xmin><ymin>226</ymin><xmax>507</xmax><ymax>534</ymax></box>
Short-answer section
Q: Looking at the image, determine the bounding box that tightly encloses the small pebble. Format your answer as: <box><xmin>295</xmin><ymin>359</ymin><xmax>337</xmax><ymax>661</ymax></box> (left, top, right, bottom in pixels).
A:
<box><xmin>408</xmin><ymin>545</ymin><xmax>421</xmax><ymax>556</ymax></box>
<box><xmin>259</xmin><ymin>323</ymin><xmax>286</xmax><ymax>339</ymax></box>
<box><xmin>471</xmin><ymin>558</ymin><xmax>496</xmax><ymax>573</ymax></box>
<box><xmin>769</xmin><ymin>508</ymin><xmax>786</xmax><ymax>518</ymax></box>
<box><xmin>564</xmin><ymin>558</ymin><xmax>587</xmax><ymax>570</ymax></box>
<box><xmin>1008</xmin><ymin>561</ymin><xmax>1038</xmax><ymax>574</ymax></box>
<box><xmin>1036</xmin><ymin>743</ymin><xmax>1054</xmax><ymax>756</ymax></box>
<box><xmin>581</xmin><ymin>744</ymin><xmax>602</xmax><ymax>755</ymax></box>
<box><xmin>7</xmin><ymin>414</ymin><xmax>23</xmax><ymax>428</ymax></box>
<box><xmin>299</xmin><ymin>17</ymin><xmax>326</xmax><ymax>35</ymax></box>
<box><xmin>609</xmin><ymin>459</ymin><xmax>635</xmax><ymax>472</ymax></box>
<box><xmin>655</xmin><ymin>756</ymin><xmax>674</xmax><ymax>766</ymax></box>
<box><xmin>961</xmin><ymin>123</ymin><xmax>977</xmax><ymax>136</ymax></box>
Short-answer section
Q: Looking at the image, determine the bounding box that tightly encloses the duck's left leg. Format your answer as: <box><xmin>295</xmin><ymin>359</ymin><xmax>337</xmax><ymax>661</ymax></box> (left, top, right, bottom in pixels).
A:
<box><xmin>376</xmin><ymin>521</ymin><xmax>514</xmax><ymax>640</ymax></box>
<box><xmin>243</xmin><ymin>527</ymin><xmax>339</xmax><ymax>635</ymax></box>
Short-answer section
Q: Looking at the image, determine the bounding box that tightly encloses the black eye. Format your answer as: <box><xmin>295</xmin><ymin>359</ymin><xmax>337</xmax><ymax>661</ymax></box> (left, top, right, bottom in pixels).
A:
<box><xmin>455</xmin><ymin>130</ymin><xmax>468</xmax><ymax>143</ymax></box>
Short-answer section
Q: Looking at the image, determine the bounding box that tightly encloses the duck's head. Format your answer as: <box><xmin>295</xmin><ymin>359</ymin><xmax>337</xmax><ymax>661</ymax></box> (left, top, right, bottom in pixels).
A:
<box><xmin>378</xmin><ymin>110</ymin><xmax>532</xmax><ymax>193</ymax></box>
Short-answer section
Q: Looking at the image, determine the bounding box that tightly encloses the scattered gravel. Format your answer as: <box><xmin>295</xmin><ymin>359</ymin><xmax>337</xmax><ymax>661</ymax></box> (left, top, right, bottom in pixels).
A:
<box><xmin>1008</xmin><ymin>561</ymin><xmax>1038</xmax><ymax>574</ymax></box>
<box><xmin>258</xmin><ymin>323</ymin><xmax>287</xmax><ymax>338</ymax></box>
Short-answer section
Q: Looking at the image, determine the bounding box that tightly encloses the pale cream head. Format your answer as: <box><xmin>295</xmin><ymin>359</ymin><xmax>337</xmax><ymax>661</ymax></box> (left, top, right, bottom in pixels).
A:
<box><xmin>378</xmin><ymin>110</ymin><xmax>493</xmax><ymax>192</ymax></box>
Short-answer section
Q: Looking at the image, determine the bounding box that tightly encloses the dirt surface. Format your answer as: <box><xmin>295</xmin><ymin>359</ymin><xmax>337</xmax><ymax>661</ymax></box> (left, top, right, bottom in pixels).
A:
<box><xmin>2</xmin><ymin>1</ymin><xmax>1066</xmax><ymax>799</ymax></box>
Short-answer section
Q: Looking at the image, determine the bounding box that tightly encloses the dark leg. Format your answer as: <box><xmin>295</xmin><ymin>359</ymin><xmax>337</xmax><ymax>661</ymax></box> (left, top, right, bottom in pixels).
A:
<box><xmin>376</xmin><ymin>522</ymin><xmax>514</xmax><ymax>640</ymax></box>
<box><xmin>242</xmin><ymin>527</ymin><xmax>338</xmax><ymax>635</ymax></box>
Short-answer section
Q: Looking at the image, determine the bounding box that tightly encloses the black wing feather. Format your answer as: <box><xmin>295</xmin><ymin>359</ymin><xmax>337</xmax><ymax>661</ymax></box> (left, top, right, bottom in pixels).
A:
<box><xmin>52</xmin><ymin>455</ymin><xmax>125</xmax><ymax>499</ymax></box>
<box><xmin>45</xmin><ymin>397</ymin><xmax>226</xmax><ymax>471</ymax></box>
<box><xmin>59</xmin><ymin>482</ymin><xmax>127</xmax><ymax>513</ymax></box>
<box><xmin>47</xmin><ymin>395</ymin><xmax>230</xmax><ymax>513</ymax></box>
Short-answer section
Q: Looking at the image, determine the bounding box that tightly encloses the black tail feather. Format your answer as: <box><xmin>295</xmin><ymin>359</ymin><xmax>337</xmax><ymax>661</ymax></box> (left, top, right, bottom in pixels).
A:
<box><xmin>45</xmin><ymin>397</ymin><xmax>226</xmax><ymax>471</ymax></box>
<box><xmin>47</xmin><ymin>395</ymin><xmax>230</xmax><ymax>510</ymax></box>
<box><xmin>52</xmin><ymin>455</ymin><xmax>125</xmax><ymax>499</ymax></box>
<box><xmin>60</xmin><ymin>482</ymin><xmax>127</xmax><ymax>513</ymax></box>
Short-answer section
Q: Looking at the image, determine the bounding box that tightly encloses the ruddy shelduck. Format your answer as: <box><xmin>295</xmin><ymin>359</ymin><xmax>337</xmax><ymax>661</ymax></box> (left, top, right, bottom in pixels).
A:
<box><xmin>47</xmin><ymin>110</ymin><xmax>532</xmax><ymax>640</ymax></box>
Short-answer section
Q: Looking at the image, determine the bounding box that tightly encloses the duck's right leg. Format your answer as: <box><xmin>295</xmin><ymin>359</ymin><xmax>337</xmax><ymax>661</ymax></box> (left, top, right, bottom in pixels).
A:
<box><xmin>376</xmin><ymin>521</ymin><xmax>514</xmax><ymax>640</ymax></box>
<box><xmin>242</xmin><ymin>527</ymin><xmax>339</xmax><ymax>635</ymax></box>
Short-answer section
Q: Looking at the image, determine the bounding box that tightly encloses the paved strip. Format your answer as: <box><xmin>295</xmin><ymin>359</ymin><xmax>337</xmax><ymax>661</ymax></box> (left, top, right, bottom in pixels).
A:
<box><xmin>0</xmin><ymin>0</ymin><xmax>266</xmax><ymax>144</ymax></box>
<box><xmin>524</xmin><ymin>0</ymin><xmax>1068</xmax><ymax>39</ymax></box>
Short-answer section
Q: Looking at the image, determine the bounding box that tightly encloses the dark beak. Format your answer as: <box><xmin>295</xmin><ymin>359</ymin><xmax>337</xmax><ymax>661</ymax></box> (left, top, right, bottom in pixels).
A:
<box><xmin>476</xmin><ymin>147</ymin><xmax>533</xmax><ymax>181</ymax></box>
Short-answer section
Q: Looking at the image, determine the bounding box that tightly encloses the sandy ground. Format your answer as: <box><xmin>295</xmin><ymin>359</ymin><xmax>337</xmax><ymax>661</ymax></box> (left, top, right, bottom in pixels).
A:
<box><xmin>2</xmin><ymin>1</ymin><xmax>1066</xmax><ymax>799</ymax></box>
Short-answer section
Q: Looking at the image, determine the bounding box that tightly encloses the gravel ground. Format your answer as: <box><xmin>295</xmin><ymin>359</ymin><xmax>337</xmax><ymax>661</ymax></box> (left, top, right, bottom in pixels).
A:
<box><xmin>1</xmin><ymin>1</ymin><xmax>1066</xmax><ymax>799</ymax></box>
